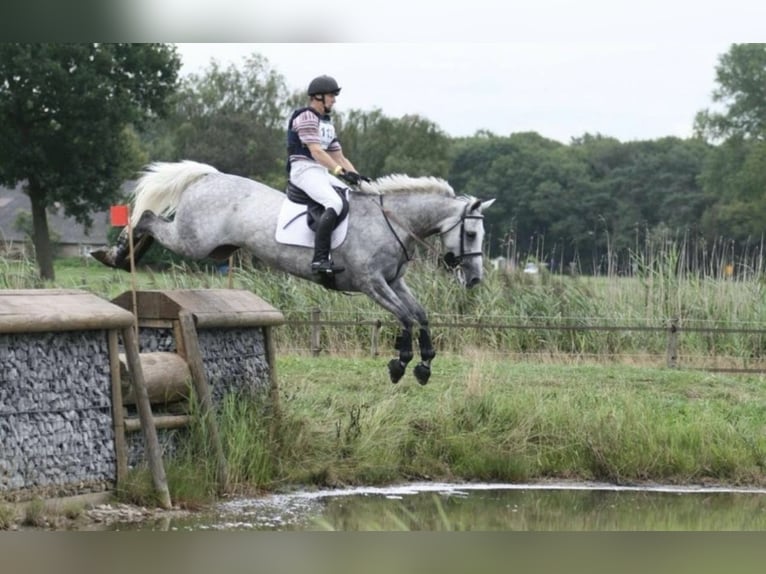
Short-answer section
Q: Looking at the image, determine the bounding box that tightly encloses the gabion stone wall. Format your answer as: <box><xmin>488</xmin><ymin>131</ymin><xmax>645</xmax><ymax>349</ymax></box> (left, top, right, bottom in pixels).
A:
<box><xmin>0</xmin><ymin>330</ymin><xmax>115</xmax><ymax>497</ymax></box>
<box><xmin>126</xmin><ymin>325</ymin><xmax>271</xmax><ymax>467</ymax></box>
<box><xmin>137</xmin><ymin>326</ymin><xmax>270</xmax><ymax>401</ymax></box>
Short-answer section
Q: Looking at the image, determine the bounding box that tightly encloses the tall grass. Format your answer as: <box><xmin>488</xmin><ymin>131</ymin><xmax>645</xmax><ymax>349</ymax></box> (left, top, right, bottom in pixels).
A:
<box><xmin>4</xmin><ymin>232</ymin><xmax>766</xmax><ymax>365</ymax></box>
<box><xmin>252</xmin><ymin>355</ymin><xmax>766</xmax><ymax>489</ymax></box>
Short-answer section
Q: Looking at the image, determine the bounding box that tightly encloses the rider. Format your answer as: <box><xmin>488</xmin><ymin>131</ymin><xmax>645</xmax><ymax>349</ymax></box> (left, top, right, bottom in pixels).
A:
<box><xmin>286</xmin><ymin>74</ymin><xmax>367</xmax><ymax>276</ymax></box>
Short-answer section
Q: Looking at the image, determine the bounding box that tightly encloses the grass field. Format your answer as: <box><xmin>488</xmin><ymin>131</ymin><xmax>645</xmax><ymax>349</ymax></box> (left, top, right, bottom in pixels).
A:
<box><xmin>3</xmin><ymin>254</ymin><xmax>766</xmax><ymax>507</ymax></box>
<box><xmin>139</xmin><ymin>352</ymin><xmax>766</xmax><ymax>509</ymax></box>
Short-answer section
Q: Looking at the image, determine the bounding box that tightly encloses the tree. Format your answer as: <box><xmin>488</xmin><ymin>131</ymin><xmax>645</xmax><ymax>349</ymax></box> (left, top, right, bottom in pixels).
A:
<box><xmin>145</xmin><ymin>54</ymin><xmax>290</xmax><ymax>188</ymax></box>
<box><xmin>694</xmin><ymin>43</ymin><xmax>766</xmax><ymax>142</ymax></box>
<box><xmin>339</xmin><ymin>109</ymin><xmax>452</xmax><ymax>179</ymax></box>
<box><xmin>694</xmin><ymin>44</ymin><xmax>766</xmax><ymax>245</ymax></box>
<box><xmin>0</xmin><ymin>43</ymin><xmax>180</xmax><ymax>279</ymax></box>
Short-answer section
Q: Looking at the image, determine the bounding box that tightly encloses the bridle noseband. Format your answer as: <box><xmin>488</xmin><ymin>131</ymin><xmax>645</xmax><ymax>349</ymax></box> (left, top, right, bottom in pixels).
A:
<box><xmin>441</xmin><ymin>203</ymin><xmax>485</xmax><ymax>270</ymax></box>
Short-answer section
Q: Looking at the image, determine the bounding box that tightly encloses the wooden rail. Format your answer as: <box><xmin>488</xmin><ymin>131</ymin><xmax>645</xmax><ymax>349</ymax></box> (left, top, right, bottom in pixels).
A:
<box><xmin>293</xmin><ymin>308</ymin><xmax>766</xmax><ymax>374</ymax></box>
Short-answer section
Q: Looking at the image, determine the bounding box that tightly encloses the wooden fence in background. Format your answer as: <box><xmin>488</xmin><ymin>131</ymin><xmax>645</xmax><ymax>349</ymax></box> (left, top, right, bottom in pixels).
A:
<box><xmin>284</xmin><ymin>309</ymin><xmax>766</xmax><ymax>375</ymax></box>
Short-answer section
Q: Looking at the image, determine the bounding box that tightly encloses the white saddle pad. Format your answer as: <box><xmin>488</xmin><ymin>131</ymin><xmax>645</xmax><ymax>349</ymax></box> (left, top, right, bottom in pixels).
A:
<box><xmin>274</xmin><ymin>196</ymin><xmax>349</xmax><ymax>249</ymax></box>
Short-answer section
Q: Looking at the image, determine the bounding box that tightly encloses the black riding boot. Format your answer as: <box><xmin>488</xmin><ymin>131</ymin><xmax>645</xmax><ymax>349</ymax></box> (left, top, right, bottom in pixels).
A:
<box><xmin>311</xmin><ymin>208</ymin><xmax>345</xmax><ymax>275</ymax></box>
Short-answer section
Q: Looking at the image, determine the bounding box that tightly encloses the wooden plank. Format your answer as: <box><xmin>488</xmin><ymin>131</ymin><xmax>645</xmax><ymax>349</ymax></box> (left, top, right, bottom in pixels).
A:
<box><xmin>121</xmin><ymin>326</ymin><xmax>172</xmax><ymax>509</ymax></box>
<box><xmin>193</xmin><ymin>310</ymin><xmax>285</xmax><ymax>328</ymax></box>
<box><xmin>119</xmin><ymin>352</ymin><xmax>191</xmax><ymax>405</ymax></box>
<box><xmin>178</xmin><ymin>311</ymin><xmax>229</xmax><ymax>494</ymax></box>
<box><xmin>173</xmin><ymin>319</ymin><xmax>186</xmax><ymax>357</ymax></box>
<box><xmin>108</xmin><ymin>329</ymin><xmax>128</xmax><ymax>486</ymax></box>
<box><xmin>111</xmin><ymin>289</ymin><xmax>285</xmax><ymax>327</ymax></box>
<box><xmin>124</xmin><ymin>415</ymin><xmax>191</xmax><ymax>433</ymax></box>
<box><xmin>0</xmin><ymin>290</ymin><xmax>134</xmax><ymax>333</ymax></box>
<box><xmin>136</xmin><ymin>319</ymin><xmax>175</xmax><ymax>329</ymax></box>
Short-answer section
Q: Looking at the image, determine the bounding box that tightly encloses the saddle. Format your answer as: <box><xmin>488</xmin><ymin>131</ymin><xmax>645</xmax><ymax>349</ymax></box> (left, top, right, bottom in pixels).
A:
<box><xmin>286</xmin><ymin>181</ymin><xmax>350</xmax><ymax>231</ymax></box>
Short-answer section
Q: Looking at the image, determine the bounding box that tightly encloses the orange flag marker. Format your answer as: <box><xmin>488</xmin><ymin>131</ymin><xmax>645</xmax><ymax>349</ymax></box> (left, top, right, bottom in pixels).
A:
<box><xmin>110</xmin><ymin>205</ymin><xmax>129</xmax><ymax>227</ymax></box>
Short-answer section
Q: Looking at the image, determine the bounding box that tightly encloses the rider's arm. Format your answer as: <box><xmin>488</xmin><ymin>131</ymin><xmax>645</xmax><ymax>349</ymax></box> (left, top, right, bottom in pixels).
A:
<box><xmin>328</xmin><ymin>150</ymin><xmax>357</xmax><ymax>174</ymax></box>
<box><xmin>307</xmin><ymin>143</ymin><xmax>355</xmax><ymax>175</ymax></box>
<box><xmin>306</xmin><ymin>143</ymin><xmax>346</xmax><ymax>173</ymax></box>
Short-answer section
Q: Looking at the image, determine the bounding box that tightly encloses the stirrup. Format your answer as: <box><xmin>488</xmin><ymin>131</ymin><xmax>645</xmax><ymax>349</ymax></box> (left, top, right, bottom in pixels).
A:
<box><xmin>311</xmin><ymin>259</ymin><xmax>345</xmax><ymax>274</ymax></box>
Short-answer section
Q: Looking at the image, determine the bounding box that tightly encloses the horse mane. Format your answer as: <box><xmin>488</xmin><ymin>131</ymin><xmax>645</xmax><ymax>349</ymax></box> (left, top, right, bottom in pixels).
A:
<box><xmin>361</xmin><ymin>174</ymin><xmax>455</xmax><ymax>197</ymax></box>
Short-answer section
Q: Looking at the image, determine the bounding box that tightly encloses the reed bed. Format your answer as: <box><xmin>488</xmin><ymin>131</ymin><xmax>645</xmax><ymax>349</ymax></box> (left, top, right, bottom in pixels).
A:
<box><xmin>3</xmin><ymin>236</ymin><xmax>766</xmax><ymax>367</ymax></box>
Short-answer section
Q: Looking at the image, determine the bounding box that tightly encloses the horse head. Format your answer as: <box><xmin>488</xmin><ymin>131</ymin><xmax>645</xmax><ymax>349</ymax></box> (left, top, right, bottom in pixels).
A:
<box><xmin>441</xmin><ymin>197</ymin><xmax>496</xmax><ymax>288</ymax></box>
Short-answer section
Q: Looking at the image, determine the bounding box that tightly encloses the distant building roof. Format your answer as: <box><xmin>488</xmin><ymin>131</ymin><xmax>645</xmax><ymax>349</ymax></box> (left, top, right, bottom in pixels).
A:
<box><xmin>0</xmin><ymin>183</ymin><xmax>113</xmax><ymax>246</ymax></box>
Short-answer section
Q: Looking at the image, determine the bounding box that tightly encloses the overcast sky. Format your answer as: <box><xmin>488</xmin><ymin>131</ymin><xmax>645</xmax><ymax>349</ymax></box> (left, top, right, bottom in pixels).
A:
<box><xmin>175</xmin><ymin>42</ymin><xmax>738</xmax><ymax>144</ymax></box>
<box><xmin>162</xmin><ymin>1</ymin><xmax>765</xmax><ymax>144</ymax></box>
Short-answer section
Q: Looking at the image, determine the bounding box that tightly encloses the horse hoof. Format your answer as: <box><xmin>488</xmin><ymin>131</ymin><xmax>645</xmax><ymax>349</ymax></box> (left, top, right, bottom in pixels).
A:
<box><xmin>90</xmin><ymin>249</ymin><xmax>113</xmax><ymax>267</ymax></box>
<box><xmin>388</xmin><ymin>359</ymin><xmax>406</xmax><ymax>384</ymax></box>
<box><xmin>413</xmin><ymin>362</ymin><xmax>431</xmax><ymax>385</ymax></box>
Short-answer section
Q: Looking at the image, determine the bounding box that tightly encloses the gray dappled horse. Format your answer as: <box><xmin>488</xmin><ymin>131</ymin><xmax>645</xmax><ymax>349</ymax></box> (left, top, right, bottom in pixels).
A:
<box><xmin>92</xmin><ymin>161</ymin><xmax>494</xmax><ymax>385</ymax></box>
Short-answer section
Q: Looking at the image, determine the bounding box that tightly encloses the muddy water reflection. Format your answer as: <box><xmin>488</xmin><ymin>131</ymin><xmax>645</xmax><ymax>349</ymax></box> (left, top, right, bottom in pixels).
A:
<box><xmin>116</xmin><ymin>483</ymin><xmax>766</xmax><ymax>531</ymax></box>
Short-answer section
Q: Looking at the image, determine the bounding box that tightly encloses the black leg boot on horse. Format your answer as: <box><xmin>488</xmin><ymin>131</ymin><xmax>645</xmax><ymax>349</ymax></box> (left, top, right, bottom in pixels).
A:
<box><xmin>311</xmin><ymin>208</ymin><xmax>345</xmax><ymax>276</ymax></box>
<box><xmin>90</xmin><ymin>225</ymin><xmax>155</xmax><ymax>271</ymax></box>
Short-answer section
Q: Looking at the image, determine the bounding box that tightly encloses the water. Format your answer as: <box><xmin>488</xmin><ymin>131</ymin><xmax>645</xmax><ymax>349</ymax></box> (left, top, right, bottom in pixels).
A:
<box><xmin>112</xmin><ymin>482</ymin><xmax>766</xmax><ymax>531</ymax></box>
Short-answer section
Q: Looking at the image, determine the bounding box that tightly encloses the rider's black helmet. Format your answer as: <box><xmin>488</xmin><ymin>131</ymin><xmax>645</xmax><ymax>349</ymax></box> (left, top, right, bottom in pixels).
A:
<box><xmin>308</xmin><ymin>75</ymin><xmax>341</xmax><ymax>96</ymax></box>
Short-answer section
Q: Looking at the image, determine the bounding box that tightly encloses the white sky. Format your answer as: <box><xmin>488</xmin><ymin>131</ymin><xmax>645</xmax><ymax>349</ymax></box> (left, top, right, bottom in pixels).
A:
<box><xmin>160</xmin><ymin>1</ymin><xmax>766</xmax><ymax>144</ymax></box>
<box><xmin>175</xmin><ymin>42</ymin><xmax>733</xmax><ymax>144</ymax></box>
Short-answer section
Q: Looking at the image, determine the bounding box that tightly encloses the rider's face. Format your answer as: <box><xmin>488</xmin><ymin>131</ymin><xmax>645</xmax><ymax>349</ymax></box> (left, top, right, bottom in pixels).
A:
<box><xmin>322</xmin><ymin>93</ymin><xmax>336</xmax><ymax>112</ymax></box>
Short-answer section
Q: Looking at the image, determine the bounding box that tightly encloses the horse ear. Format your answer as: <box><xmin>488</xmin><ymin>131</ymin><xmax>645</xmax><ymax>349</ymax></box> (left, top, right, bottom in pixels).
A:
<box><xmin>471</xmin><ymin>198</ymin><xmax>496</xmax><ymax>211</ymax></box>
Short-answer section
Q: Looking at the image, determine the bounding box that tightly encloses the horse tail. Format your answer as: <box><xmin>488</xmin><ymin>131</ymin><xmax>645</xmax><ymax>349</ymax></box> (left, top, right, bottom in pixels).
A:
<box><xmin>131</xmin><ymin>160</ymin><xmax>219</xmax><ymax>226</ymax></box>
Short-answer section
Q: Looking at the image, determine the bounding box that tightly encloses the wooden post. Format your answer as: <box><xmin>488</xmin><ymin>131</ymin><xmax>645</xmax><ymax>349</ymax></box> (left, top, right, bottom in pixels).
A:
<box><xmin>310</xmin><ymin>307</ymin><xmax>321</xmax><ymax>356</ymax></box>
<box><xmin>263</xmin><ymin>326</ymin><xmax>282</xmax><ymax>437</ymax></box>
<box><xmin>370</xmin><ymin>319</ymin><xmax>382</xmax><ymax>357</ymax></box>
<box><xmin>178</xmin><ymin>311</ymin><xmax>229</xmax><ymax>494</ymax></box>
<box><xmin>121</xmin><ymin>326</ymin><xmax>172</xmax><ymax>509</ymax></box>
<box><xmin>667</xmin><ymin>317</ymin><xmax>679</xmax><ymax>368</ymax></box>
<box><xmin>127</xmin><ymin>207</ymin><xmax>139</xmax><ymax>337</ymax></box>
<box><xmin>108</xmin><ymin>329</ymin><xmax>128</xmax><ymax>486</ymax></box>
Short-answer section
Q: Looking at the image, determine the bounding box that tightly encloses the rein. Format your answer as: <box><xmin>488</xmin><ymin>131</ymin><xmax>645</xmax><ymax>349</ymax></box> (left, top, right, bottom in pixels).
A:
<box><xmin>374</xmin><ymin>196</ymin><xmax>483</xmax><ymax>268</ymax></box>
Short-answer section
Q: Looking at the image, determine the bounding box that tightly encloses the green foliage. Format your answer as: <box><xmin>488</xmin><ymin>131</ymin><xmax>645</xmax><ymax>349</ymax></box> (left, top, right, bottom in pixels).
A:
<box><xmin>144</xmin><ymin>53</ymin><xmax>290</xmax><ymax>186</ymax></box>
<box><xmin>699</xmin><ymin>137</ymin><xmax>766</xmax><ymax>241</ymax></box>
<box><xmin>448</xmin><ymin>131</ymin><xmax>712</xmax><ymax>268</ymax></box>
<box><xmin>694</xmin><ymin>44</ymin><xmax>766</xmax><ymax>245</ymax></box>
<box><xmin>270</xmin><ymin>356</ymin><xmax>766</xmax><ymax>489</ymax></box>
<box><xmin>22</xmin><ymin>498</ymin><xmax>46</xmax><ymax>528</ymax></box>
<box><xmin>0</xmin><ymin>504</ymin><xmax>15</xmax><ymax>530</ymax></box>
<box><xmin>695</xmin><ymin>43</ymin><xmax>766</xmax><ymax>141</ymax></box>
<box><xmin>339</xmin><ymin>109</ymin><xmax>452</xmax><ymax>179</ymax></box>
<box><xmin>0</xmin><ymin>43</ymin><xmax>180</xmax><ymax>279</ymax></box>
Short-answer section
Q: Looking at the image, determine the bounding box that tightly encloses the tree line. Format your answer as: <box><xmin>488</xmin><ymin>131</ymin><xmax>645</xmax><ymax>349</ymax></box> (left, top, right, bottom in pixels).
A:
<box><xmin>1</xmin><ymin>43</ymin><xmax>764</xmax><ymax>279</ymax></box>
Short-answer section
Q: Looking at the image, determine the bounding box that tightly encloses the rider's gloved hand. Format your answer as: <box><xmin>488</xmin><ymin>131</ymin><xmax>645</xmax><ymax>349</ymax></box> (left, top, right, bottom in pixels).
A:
<box><xmin>357</xmin><ymin>174</ymin><xmax>372</xmax><ymax>183</ymax></box>
<box><xmin>339</xmin><ymin>170</ymin><xmax>362</xmax><ymax>186</ymax></box>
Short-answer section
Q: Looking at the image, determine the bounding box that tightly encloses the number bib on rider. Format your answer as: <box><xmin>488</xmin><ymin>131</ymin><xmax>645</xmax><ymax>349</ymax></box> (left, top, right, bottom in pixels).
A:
<box><xmin>319</xmin><ymin>117</ymin><xmax>336</xmax><ymax>150</ymax></box>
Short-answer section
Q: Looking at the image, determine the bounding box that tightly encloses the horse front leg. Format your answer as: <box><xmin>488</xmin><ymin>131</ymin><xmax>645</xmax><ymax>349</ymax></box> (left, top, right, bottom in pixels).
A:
<box><xmin>412</xmin><ymin>325</ymin><xmax>435</xmax><ymax>385</ymax></box>
<box><xmin>364</xmin><ymin>279</ymin><xmax>417</xmax><ymax>384</ymax></box>
<box><xmin>389</xmin><ymin>325</ymin><xmax>414</xmax><ymax>384</ymax></box>
<box><xmin>391</xmin><ymin>279</ymin><xmax>435</xmax><ymax>385</ymax></box>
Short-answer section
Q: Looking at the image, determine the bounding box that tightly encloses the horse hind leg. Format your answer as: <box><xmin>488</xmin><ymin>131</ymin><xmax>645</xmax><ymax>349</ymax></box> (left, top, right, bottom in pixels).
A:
<box><xmin>90</xmin><ymin>224</ymin><xmax>154</xmax><ymax>271</ymax></box>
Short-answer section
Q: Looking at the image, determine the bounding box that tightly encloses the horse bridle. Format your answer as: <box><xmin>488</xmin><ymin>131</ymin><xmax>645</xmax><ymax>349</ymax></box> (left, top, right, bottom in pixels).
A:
<box><xmin>377</xmin><ymin>197</ymin><xmax>484</xmax><ymax>269</ymax></box>
<box><xmin>440</xmin><ymin>203</ymin><xmax>485</xmax><ymax>270</ymax></box>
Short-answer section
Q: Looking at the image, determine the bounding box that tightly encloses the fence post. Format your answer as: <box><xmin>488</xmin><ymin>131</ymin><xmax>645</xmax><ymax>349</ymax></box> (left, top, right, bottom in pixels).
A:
<box><xmin>311</xmin><ymin>307</ymin><xmax>321</xmax><ymax>356</ymax></box>
<box><xmin>370</xmin><ymin>319</ymin><xmax>382</xmax><ymax>357</ymax></box>
<box><xmin>666</xmin><ymin>317</ymin><xmax>679</xmax><ymax>368</ymax></box>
